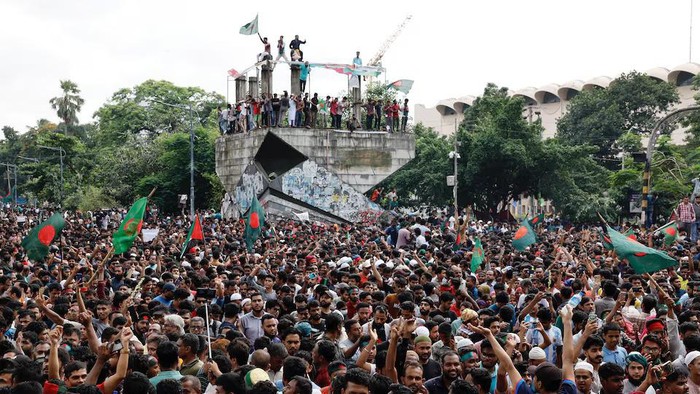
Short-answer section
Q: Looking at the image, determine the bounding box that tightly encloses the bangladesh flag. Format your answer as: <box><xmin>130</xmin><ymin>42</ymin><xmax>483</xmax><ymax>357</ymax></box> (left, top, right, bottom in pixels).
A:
<box><xmin>528</xmin><ymin>213</ymin><xmax>544</xmax><ymax>227</ymax></box>
<box><xmin>624</xmin><ymin>228</ymin><xmax>637</xmax><ymax>242</ymax></box>
<box><xmin>244</xmin><ymin>195</ymin><xmax>265</xmax><ymax>252</ymax></box>
<box><xmin>598</xmin><ymin>230</ymin><xmax>613</xmax><ymax>250</ymax></box>
<box><xmin>1</xmin><ymin>187</ymin><xmax>14</xmax><ymax>203</ymax></box>
<box><xmin>387</xmin><ymin>79</ymin><xmax>414</xmax><ymax>95</ymax></box>
<box><xmin>471</xmin><ymin>237</ymin><xmax>484</xmax><ymax>272</ymax></box>
<box><xmin>180</xmin><ymin>214</ymin><xmax>204</xmax><ymax>258</ymax></box>
<box><xmin>113</xmin><ymin>197</ymin><xmax>148</xmax><ymax>254</ymax></box>
<box><xmin>21</xmin><ymin>213</ymin><xmax>65</xmax><ymax>261</ymax></box>
<box><xmin>512</xmin><ymin>220</ymin><xmax>537</xmax><ymax>251</ymax></box>
<box><xmin>607</xmin><ymin>226</ymin><xmax>677</xmax><ymax>274</ymax></box>
<box><xmin>655</xmin><ymin>221</ymin><xmax>679</xmax><ymax>246</ymax></box>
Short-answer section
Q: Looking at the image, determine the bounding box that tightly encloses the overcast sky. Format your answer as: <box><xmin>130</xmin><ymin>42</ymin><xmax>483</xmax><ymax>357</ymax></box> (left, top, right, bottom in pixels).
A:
<box><xmin>1</xmin><ymin>0</ymin><xmax>697</xmax><ymax>132</ymax></box>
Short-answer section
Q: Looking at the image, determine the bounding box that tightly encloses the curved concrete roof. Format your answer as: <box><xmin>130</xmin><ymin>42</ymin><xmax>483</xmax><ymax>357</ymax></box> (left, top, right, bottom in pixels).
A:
<box><xmin>668</xmin><ymin>62</ymin><xmax>700</xmax><ymax>85</ymax></box>
<box><xmin>582</xmin><ymin>76</ymin><xmax>612</xmax><ymax>91</ymax></box>
<box><xmin>644</xmin><ymin>67</ymin><xmax>670</xmax><ymax>82</ymax></box>
<box><xmin>453</xmin><ymin>96</ymin><xmax>476</xmax><ymax>113</ymax></box>
<box><xmin>511</xmin><ymin>87</ymin><xmax>538</xmax><ymax>105</ymax></box>
<box><xmin>534</xmin><ymin>84</ymin><xmax>561</xmax><ymax>103</ymax></box>
<box><xmin>557</xmin><ymin>80</ymin><xmax>584</xmax><ymax>100</ymax></box>
<box><xmin>436</xmin><ymin>99</ymin><xmax>457</xmax><ymax>115</ymax></box>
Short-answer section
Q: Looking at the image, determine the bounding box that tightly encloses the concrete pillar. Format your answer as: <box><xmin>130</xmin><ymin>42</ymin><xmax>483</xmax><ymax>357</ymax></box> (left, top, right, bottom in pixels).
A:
<box><xmin>352</xmin><ymin>86</ymin><xmax>362</xmax><ymax>124</ymax></box>
<box><xmin>261</xmin><ymin>65</ymin><xmax>273</xmax><ymax>97</ymax></box>
<box><xmin>248</xmin><ymin>77</ymin><xmax>258</xmax><ymax>98</ymax></box>
<box><xmin>290</xmin><ymin>66</ymin><xmax>301</xmax><ymax>97</ymax></box>
<box><xmin>235</xmin><ymin>78</ymin><xmax>247</xmax><ymax>102</ymax></box>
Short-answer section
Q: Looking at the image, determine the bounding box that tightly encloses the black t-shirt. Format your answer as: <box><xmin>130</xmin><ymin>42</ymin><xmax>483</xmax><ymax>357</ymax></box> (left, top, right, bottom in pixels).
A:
<box><xmin>272</xmin><ymin>98</ymin><xmax>281</xmax><ymax>111</ymax></box>
<box><xmin>422</xmin><ymin>359</ymin><xmax>442</xmax><ymax>381</ymax></box>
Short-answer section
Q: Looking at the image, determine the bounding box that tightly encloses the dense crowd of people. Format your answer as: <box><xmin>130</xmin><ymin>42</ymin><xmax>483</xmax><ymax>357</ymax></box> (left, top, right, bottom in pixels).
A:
<box><xmin>0</xmin><ymin>206</ymin><xmax>697</xmax><ymax>394</ymax></box>
<box><xmin>217</xmin><ymin>94</ymin><xmax>410</xmax><ymax>134</ymax></box>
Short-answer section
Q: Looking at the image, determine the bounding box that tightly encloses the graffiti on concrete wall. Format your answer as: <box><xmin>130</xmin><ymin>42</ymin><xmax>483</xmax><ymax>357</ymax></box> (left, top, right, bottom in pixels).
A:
<box><xmin>233</xmin><ymin>164</ymin><xmax>267</xmax><ymax>213</ymax></box>
<box><xmin>281</xmin><ymin>161</ymin><xmax>382</xmax><ymax>222</ymax></box>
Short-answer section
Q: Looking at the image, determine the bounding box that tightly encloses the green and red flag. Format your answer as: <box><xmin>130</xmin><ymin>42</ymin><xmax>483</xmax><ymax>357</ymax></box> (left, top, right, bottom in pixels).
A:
<box><xmin>528</xmin><ymin>213</ymin><xmax>544</xmax><ymax>227</ymax></box>
<box><xmin>387</xmin><ymin>79</ymin><xmax>414</xmax><ymax>95</ymax></box>
<box><xmin>607</xmin><ymin>226</ymin><xmax>677</xmax><ymax>274</ymax></box>
<box><xmin>512</xmin><ymin>220</ymin><xmax>537</xmax><ymax>251</ymax></box>
<box><xmin>180</xmin><ymin>214</ymin><xmax>204</xmax><ymax>258</ymax></box>
<box><xmin>244</xmin><ymin>195</ymin><xmax>265</xmax><ymax>252</ymax></box>
<box><xmin>113</xmin><ymin>197</ymin><xmax>148</xmax><ymax>254</ymax></box>
<box><xmin>598</xmin><ymin>230</ymin><xmax>613</xmax><ymax>250</ymax></box>
<box><xmin>1</xmin><ymin>187</ymin><xmax>14</xmax><ymax>203</ymax></box>
<box><xmin>655</xmin><ymin>221</ymin><xmax>679</xmax><ymax>246</ymax></box>
<box><xmin>21</xmin><ymin>213</ymin><xmax>65</xmax><ymax>261</ymax></box>
<box><xmin>624</xmin><ymin>228</ymin><xmax>637</xmax><ymax>242</ymax></box>
<box><xmin>471</xmin><ymin>237</ymin><xmax>484</xmax><ymax>272</ymax></box>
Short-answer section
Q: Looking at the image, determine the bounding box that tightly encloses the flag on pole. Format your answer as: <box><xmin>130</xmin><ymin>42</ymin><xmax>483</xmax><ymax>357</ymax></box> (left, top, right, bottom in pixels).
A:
<box><xmin>598</xmin><ymin>230</ymin><xmax>613</xmax><ymax>250</ymax></box>
<box><xmin>512</xmin><ymin>220</ymin><xmax>537</xmax><ymax>251</ymax></box>
<box><xmin>239</xmin><ymin>14</ymin><xmax>259</xmax><ymax>35</ymax></box>
<box><xmin>181</xmin><ymin>215</ymin><xmax>204</xmax><ymax>258</ymax></box>
<box><xmin>528</xmin><ymin>213</ymin><xmax>544</xmax><ymax>227</ymax></box>
<box><xmin>21</xmin><ymin>213</ymin><xmax>65</xmax><ymax>261</ymax></box>
<box><xmin>1</xmin><ymin>187</ymin><xmax>15</xmax><ymax>203</ymax></box>
<box><xmin>471</xmin><ymin>238</ymin><xmax>484</xmax><ymax>272</ymax></box>
<box><xmin>624</xmin><ymin>228</ymin><xmax>637</xmax><ymax>241</ymax></box>
<box><xmin>387</xmin><ymin>79</ymin><xmax>414</xmax><ymax>95</ymax></box>
<box><xmin>655</xmin><ymin>221</ymin><xmax>679</xmax><ymax>246</ymax></box>
<box><xmin>228</xmin><ymin>69</ymin><xmax>240</xmax><ymax>78</ymax></box>
<box><xmin>244</xmin><ymin>195</ymin><xmax>265</xmax><ymax>252</ymax></box>
<box><xmin>113</xmin><ymin>197</ymin><xmax>148</xmax><ymax>254</ymax></box>
<box><xmin>607</xmin><ymin>226</ymin><xmax>677</xmax><ymax>274</ymax></box>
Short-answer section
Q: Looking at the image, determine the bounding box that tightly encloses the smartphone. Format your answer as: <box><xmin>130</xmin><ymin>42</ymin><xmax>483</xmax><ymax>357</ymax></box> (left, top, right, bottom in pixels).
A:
<box><xmin>588</xmin><ymin>313</ymin><xmax>597</xmax><ymax>323</ymax></box>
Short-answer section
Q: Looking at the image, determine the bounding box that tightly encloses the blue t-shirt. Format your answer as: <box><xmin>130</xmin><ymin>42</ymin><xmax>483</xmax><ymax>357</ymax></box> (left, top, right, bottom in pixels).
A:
<box><xmin>300</xmin><ymin>65</ymin><xmax>309</xmax><ymax>81</ymax></box>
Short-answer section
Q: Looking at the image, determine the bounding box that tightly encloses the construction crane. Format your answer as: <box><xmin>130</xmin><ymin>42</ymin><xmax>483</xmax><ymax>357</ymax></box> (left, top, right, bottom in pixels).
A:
<box><xmin>366</xmin><ymin>14</ymin><xmax>412</xmax><ymax>84</ymax></box>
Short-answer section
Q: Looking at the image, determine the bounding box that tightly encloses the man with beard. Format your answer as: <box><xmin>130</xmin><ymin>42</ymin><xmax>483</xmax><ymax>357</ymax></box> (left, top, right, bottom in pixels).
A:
<box><xmin>581</xmin><ymin>335</ymin><xmax>605</xmax><ymax>394</ymax></box>
<box><xmin>340</xmin><ymin>319</ymin><xmax>364</xmax><ymax>363</ymax></box>
<box><xmin>684</xmin><ymin>351</ymin><xmax>700</xmax><ymax>394</ymax></box>
<box><xmin>362</xmin><ymin>306</ymin><xmax>390</xmax><ymax>343</ymax></box>
<box><xmin>419</xmin><ymin>298</ymin><xmax>434</xmax><ymax>322</ymax></box>
<box><xmin>401</xmin><ymin>362</ymin><xmax>426</xmax><ymax>394</ymax></box>
<box><xmin>319</xmin><ymin>290</ymin><xmax>339</xmax><ymax>320</ymax></box>
<box><xmin>261</xmin><ymin>314</ymin><xmax>280</xmax><ymax>343</ymax></box>
<box><xmin>457</xmin><ymin>342</ymin><xmax>479</xmax><ymax>378</ymax></box>
<box><xmin>355</xmin><ymin>303</ymin><xmax>371</xmax><ymax>326</ymax></box>
<box><xmin>92</xmin><ymin>300</ymin><xmax>111</xmax><ymax>337</ymax></box>
<box><xmin>599</xmin><ymin>363</ymin><xmax>625</xmax><ymax>394</ymax></box>
<box><xmin>575</xmin><ymin>361</ymin><xmax>595</xmax><ymax>394</ymax></box>
<box><xmin>424</xmin><ymin>351</ymin><xmax>462</xmax><ymax>394</ymax></box>
<box><xmin>281</xmin><ymin>328</ymin><xmax>302</xmax><ymax>357</ymax></box>
<box><xmin>239</xmin><ymin>293</ymin><xmax>265</xmax><ymax>345</ymax></box>
<box><xmin>415</xmin><ymin>336</ymin><xmax>441</xmax><ymax>380</ymax></box>
<box><xmin>308</xmin><ymin>300</ymin><xmax>326</xmax><ymax>333</ymax></box>
<box><xmin>623</xmin><ymin>352</ymin><xmax>654</xmax><ymax>394</ymax></box>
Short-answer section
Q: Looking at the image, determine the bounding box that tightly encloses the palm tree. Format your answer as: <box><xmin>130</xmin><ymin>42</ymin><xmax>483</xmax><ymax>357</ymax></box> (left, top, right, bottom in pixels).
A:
<box><xmin>49</xmin><ymin>80</ymin><xmax>85</xmax><ymax>129</ymax></box>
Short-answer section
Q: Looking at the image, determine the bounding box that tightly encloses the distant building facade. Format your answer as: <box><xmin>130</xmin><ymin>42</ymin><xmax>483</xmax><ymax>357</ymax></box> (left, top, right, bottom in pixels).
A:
<box><xmin>415</xmin><ymin>63</ymin><xmax>700</xmax><ymax>144</ymax></box>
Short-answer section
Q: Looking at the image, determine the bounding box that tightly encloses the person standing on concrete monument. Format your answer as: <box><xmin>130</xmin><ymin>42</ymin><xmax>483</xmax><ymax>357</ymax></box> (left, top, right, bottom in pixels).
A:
<box><xmin>290</xmin><ymin>35</ymin><xmax>306</xmax><ymax>61</ymax></box>
<box><xmin>353</xmin><ymin>51</ymin><xmax>362</xmax><ymax>90</ymax></box>
<box><xmin>288</xmin><ymin>94</ymin><xmax>297</xmax><ymax>128</ymax></box>
<box><xmin>383</xmin><ymin>100</ymin><xmax>393</xmax><ymax>133</ymax></box>
<box><xmin>258</xmin><ymin>35</ymin><xmax>271</xmax><ymax>62</ymax></box>
<box><xmin>300</xmin><ymin>61</ymin><xmax>310</xmax><ymax>93</ymax></box>
<box><xmin>401</xmin><ymin>99</ymin><xmax>409</xmax><ymax>132</ymax></box>
<box><xmin>271</xmin><ymin>94</ymin><xmax>281</xmax><ymax>127</ymax></box>
<box><xmin>275</xmin><ymin>36</ymin><xmax>290</xmax><ymax>63</ymax></box>
<box><xmin>391</xmin><ymin>100</ymin><xmax>400</xmax><ymax>132</ymax></box>
<box><xmin>365</xmin><ymin>100</ymin><xmax>375</xmax><ymax>131</ymax></box>
<box><xmin>374</xmin><ymin>100</ymin><xmax>382</xmax><ymax>130</ymax></box>
<box><xmin>330</xmin><ymin>98</ymin><xmax>339</xmax><ymax>129</ymax></box>
<box><xmin>311</xmin><ymin>93</ymin><xmax>319</xmax><ymax>129</ymax></box>
<box><xmin>279</xmin><ymin>91</ymin><xmax>290</xmax><ymax>128</ymax></box>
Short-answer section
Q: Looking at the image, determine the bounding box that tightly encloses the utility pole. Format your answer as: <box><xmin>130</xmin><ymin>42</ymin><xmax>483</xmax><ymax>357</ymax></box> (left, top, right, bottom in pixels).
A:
<box><xmin>38</xmin><ymin>145</ymin><xmax>65</xmax><ymax>207</ymax></box>
<box><xmin>453</xmin><ymin>119</ymin><xmax>459</xmax><ymax>215</ymax></box>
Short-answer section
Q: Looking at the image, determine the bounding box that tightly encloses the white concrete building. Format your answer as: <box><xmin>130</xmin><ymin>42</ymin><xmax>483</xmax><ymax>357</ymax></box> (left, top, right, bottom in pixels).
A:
<box><xmin>415</xmin><ymin>63</ymin><xmax>700</xmax><ymax>143</ymax></box>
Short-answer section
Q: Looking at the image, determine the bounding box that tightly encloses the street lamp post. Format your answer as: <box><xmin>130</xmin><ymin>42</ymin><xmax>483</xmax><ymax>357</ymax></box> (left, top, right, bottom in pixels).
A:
<box><xmin>0</xmin><ymin>163</ymin><xmax>18</xmax><ymax>204</ymax></box>
<box><xmin>641</xmin><ymin>105</ymin><xmax>700</xmax><ymax>227</ymax></box>
<box><xmin>144</xmin><ymin>100</ymin><xmax>196</xmax><ymax>220</ymax></box>
<box><xmin>37</xmin><ymin>145</ymin><xmax>65</xmax><ymax>206</ymax></box>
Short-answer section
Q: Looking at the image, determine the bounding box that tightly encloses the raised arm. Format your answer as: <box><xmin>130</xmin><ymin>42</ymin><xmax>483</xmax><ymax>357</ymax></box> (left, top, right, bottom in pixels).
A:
<box><xmin>102</xmin><ymin>328</ymin><xmax>132</xmax><ymax>394</ymax></box>
<box><xmin>85</xmin><ymin>344</ymin><xmax>109</xmax><ymax>385</ymax></box>
<box><xmin>48</xmin><ymin>325</ymin><xmax>63</xmax><ymax>380</ymax></box>
<box><xmin>469</xmin><ymin>324</ymin><xmax>522</xmax><ymax>387</ymax></box>
<box><xmin>560</xmin><ymin>305</ymin><xmax>575</xmax><ymax>382</ymax></box>
<box><xmin>356</xmin><ymin>324</ymin><xmax>377</xmax><ymax>373</ymax></box>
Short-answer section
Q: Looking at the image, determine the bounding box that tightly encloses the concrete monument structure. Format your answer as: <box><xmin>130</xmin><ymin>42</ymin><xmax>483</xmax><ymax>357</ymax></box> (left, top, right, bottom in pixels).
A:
<box><xmin>216</xmin><ymin>129</ymin><xmax>415</xmax><ymax>223</ymax></box>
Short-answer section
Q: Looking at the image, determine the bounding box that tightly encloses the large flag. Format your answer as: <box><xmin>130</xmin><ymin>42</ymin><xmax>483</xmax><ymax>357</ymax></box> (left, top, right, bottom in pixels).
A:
<box><xmin>21</xmin><ymin>213</ymin><xmax>65</xmax><ymax>261</ymax></box>
<box><xmin>387</xmin><ymin>79</ymin><xmax>414</xmax><ymax>95</ymax></box>
<box><xmin>471</xmin><ymin>238</ymin><xmax>484</xmax><ymax>272</ymax></box>
<box><xmin>180</xmin><ymin>215</ymin><xmax>204</xmax><ymax>258</ymax></box>
<box><xmin>227</xmin><ymin>69</ymin><xmax>240</xmax><ymax>79</ymax></box>
<box><xmin>512</xmin><ymin>220</ymin><xmax>537</xmax><ymax>251</ymax></box>
<box><xmin>244</xmin><ymin>195</ymin><xmax>265</xmax><ymax>252</ymax></box>
<box><xmin>655</xmin><ymin>221</ymin><xmax>679</xmax><ymax>246</ymax></box>
<box><xmin>113</xmin><ymin>197</ymin><xmax>148</xmax><ymax>254</ymax></box>
<box><xmin>624</xmin><ymin>228</ymin><xmax>637</xmax><ymax>242</ymax></box>
<box><xmin>1</xmin><ymin>187</ymin><xmax>15</xmax><ymax>203</ymax></box>
<box><xmin>528</xmin><ymin>213</ymin><xmax>544</xmax><ymax>227</ymax></box>
<box><xmin>598</xmin><ymin>230</ymin><xmax>613</xmax><ymax>250</ymax></box>
<box><xmin>607</xmin><ymin>226</ymin><xmax>677</xmax><ymax>274</ymax></box>
<box><xmin>239</xmin><ymin>14</ymin><xmax>259</xmax><ymax>35</ymax></box>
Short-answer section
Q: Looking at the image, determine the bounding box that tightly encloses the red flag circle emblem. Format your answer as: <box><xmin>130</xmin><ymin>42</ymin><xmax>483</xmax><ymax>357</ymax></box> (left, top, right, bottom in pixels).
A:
<box><xmin>633</xmin><ymin>252</ymin><xmax>647</xmax><ymax>257</ymax></box>
<box><xmin>38</xmin><ymin>226</ymin><xmax>56</xmax><ymax>246</ymax></box>
<box><xmin>666</xmin><ymin>227</ymin><xmax>677</xmax><ymax>236</ymax></box>
<box><xmin>123</xmin><ymin>219</ymin><xmax>143</xmax><ymax>236</ymax></box>
<box><xmin>250</xmin><ymin>212</ymin><xmax>260</xmax><ymax>229</ymax></box>
<box><xmin>531</xmin><ymin>217</ymin><xmax>539</xmax><ymax>224</ymax></box>
<box><xmin>514</xmin><ymin>226</ymin><xmax>528</xmax><ymax>240</ymax></box>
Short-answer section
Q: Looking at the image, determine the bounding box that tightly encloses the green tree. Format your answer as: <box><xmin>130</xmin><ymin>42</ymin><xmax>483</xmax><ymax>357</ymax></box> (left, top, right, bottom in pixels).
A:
<box><xmin>94</xmin><ymin>80</ymin><xmax>224</xmax><ymax>145</ymax></box>
<box><xmin>456</xmin><ymin>84</ymin><xmax>545</xmax><ymax>214</ymax></box>
<box><xmin>372</xmin><ymin>124</ymin><xmax>452</xmax><ymax>206</ymax></box>
<box><xmin>557</xmin><ymin>72</ymin><xmax>679</xmax><ymax>160</ymax></box>
<box><xmin>49</xmin><ymin>80</ymin><xmax>85</xmax><ymax>129</ymax></box>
